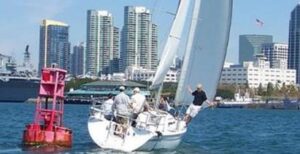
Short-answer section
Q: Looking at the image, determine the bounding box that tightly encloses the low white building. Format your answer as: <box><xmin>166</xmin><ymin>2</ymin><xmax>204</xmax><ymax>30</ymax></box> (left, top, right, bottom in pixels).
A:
<box><xmin>125</xmin><ymin>66</ymin><xmax>179</xmax><ymax>82</ymax></box>
<box><xmin>220</xmin><ymin>56</ymin><xmax>296</xmax><ymax>88</ymax></box>
<box><xmin>111</xmin><ymin>73</ymin><xmax>126</xmax><ymax>81</ymax></box>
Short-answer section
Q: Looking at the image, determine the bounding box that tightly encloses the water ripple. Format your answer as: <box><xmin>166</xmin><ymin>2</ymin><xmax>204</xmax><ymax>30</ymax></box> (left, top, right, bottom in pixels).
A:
<box><xmin>0</xmin><ymin>103</ymin><xmax>300</xmax><ymax>153</ymax></box>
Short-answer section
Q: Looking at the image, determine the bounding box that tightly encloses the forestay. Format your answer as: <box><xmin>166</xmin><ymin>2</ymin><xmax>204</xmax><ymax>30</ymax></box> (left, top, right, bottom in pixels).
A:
<box><xmin>151</xmin><ymin>0</ymin><xmax>191</xmax><ymax>89</ymax></box>
<box><xmin>175</xmin><ymin>0</ymin><xmax>233</xmax><ymax>105</ymax></box>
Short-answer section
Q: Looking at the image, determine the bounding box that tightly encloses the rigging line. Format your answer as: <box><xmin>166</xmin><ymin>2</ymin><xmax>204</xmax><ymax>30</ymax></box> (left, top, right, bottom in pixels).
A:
<box><xmin>152</xmin><ymin>9</ymin><xmax>177</xmax><ymax>16</ymax></box>
<box><xmin>152</xmin><ymin>8</ymin><xmax>178</xmax><ymax>19</ymax></box>
<box><xmin>169</xmin><ymin>35</ymin><xmax>180</xmax><ymax>40</ymax></box>
<box><xmin>165</xmin><ymin>11</ymin><xmax>176</xmax><ymax>16</ymax></box>
<box><xmin>150</xmin><ymin>0</ymin><xmax>159</xmax><ymax>22</ymax></box>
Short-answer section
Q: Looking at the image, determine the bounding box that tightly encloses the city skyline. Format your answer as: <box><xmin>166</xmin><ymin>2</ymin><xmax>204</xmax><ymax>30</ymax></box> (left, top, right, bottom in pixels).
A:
<box><xmin>0</xmin><ymin>0</ymin><xmax>299</xmax><ymax>68</ymax></box>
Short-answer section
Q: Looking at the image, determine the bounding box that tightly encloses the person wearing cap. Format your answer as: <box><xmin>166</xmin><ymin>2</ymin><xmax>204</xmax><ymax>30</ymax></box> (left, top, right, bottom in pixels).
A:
<box><xmin>112</xmin><ymin>86</ymin><xmax>131</xmax><ymax>116</ymax></box>
<box><xmin>130</xmin><ymin>87</ymin><xmax>146</xmax><ymax>127</ymax></box>
<box><xmin>130</xmin><ymin>87</ymin><xmax>146</xmax><ymax>114</ymax></box>
<box><xmin>112</xmin><ymin>86</ymin><xmax>131</xmax><ymax>137</ymax></box>
<box><xmin>102</xmin><ymin>93</ymin><xmax>114</xmax><ymax>120</ymax></box>
<box><xmin>184</xmin><ymin>84</ymin><xmax>207</xmax><ymax>125</ymax></box>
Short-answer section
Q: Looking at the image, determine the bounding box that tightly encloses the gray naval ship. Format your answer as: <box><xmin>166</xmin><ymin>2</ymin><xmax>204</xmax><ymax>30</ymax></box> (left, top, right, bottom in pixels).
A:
<box><xmin>0</xmin><ymin>46</ymin><xmax>39</xmax><ymax>102</ymax></box>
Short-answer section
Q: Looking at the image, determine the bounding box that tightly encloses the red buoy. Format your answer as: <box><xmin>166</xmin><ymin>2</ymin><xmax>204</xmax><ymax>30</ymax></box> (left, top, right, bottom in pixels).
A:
<box><xmin>23</xmin><ymin>67</ymin><xmax>72</xmax><ymax>148</ymax></box>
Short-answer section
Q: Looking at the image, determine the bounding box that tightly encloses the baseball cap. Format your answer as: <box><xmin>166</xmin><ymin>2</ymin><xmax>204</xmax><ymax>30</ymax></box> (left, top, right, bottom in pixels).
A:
<box><xmin>119</xmin><ymin>86</ymin><xmax>125</xmax><ymax>91</ymax></box>
<box><xmin>133</xmin><ymin>87</ymin><xmax>140</xmax><ymax>93</ymax></box>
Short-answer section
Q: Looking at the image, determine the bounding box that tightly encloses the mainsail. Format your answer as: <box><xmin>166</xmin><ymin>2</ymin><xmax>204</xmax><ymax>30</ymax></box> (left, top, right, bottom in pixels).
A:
<box><xmin>175</xmin><ymin>0</ymin><xmax>233</xmax><ymax>105</ymax></box>
<box><xmin>150</xmin><ymin>0</ymin><xmax>190</xmax><ymax>89</ymax></box>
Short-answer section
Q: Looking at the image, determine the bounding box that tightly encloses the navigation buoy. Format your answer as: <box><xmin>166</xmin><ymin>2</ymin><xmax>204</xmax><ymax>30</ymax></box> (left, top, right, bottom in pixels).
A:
<box><xmin>23</xmin><ymin>67</ymin><xmax>72</xmax><ymax>148</ymax></box>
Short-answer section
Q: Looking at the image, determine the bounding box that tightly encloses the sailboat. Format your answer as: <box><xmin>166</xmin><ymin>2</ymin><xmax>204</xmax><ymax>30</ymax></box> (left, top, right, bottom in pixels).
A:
<box><xmin>87</xmin><ymin>0</ymin><xmax>232</xmax><ymax>152</ymax></box>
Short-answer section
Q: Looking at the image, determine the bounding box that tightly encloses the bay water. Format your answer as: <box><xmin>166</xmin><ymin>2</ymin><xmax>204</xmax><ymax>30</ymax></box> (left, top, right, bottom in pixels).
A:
<box><xmin>0</xmin><ymin>103</ymin><xmax>299</xmax><ymax>153</ymax></box>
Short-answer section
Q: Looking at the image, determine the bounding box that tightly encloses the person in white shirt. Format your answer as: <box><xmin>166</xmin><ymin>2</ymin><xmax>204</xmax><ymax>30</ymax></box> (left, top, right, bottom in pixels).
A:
<box><xmin>130</xmin><ymin>87</ymin><xmax>146</xmax><ymax>127</ymax></box>
<box><xmin>102</xmin><ymin>93</ymin><xmax>114</xmax><ymax>120</ymax></box>
<box><xmin>112</xmin><ymin>86</ymin><xmax>131</xmax><ymax>117</ymax></box>
<box><xmin>112</xmin><ymin>86</ymin><xmax>131</xmax><ymax>138</ymax></box>
<box><xmin>130</xmin><ymin>87</ymin><xmax>146</xmax><ymax>114</ymax></box>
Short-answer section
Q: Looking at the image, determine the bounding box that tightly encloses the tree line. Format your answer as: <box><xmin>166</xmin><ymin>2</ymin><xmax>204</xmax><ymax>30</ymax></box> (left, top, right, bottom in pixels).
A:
<box><xmin>65</xmin><ymin>79</ymin><xmax>300</xmax><ymax>100</ymax></box>
<box><xmin>217</xmin><ymin>82</ymin><xmax>300</xmax><ymax>100</ymax></box>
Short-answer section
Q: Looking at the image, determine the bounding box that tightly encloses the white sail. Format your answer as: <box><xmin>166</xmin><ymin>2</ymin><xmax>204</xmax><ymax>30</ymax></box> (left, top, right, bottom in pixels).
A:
<box><xmin>151</xmin><ymin>0</ymin><xmax>190</xmax><ymax>89</ymax></box>
<box><xmin>175</xmin><ymin>0</ymin><xmax>233</xmax><ymax>105</ymax></box>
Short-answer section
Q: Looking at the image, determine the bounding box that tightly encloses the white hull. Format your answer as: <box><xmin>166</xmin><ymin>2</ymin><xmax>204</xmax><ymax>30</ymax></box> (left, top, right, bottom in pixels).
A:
<box><xmin>88</xmin><ymin>107</ymin><xmax>186</xmax><ymax>152</ymax></box>
<box><xmin>136</xmin><ymin>111</ymin><xmax>186</xmax><ymax>151</ymax></box>
<box><xmin>138</xmin><ymin>130</ymin><xmax>185</xmax><ymax>151</ymax></box>
<box><xmin>88</xmin><ymin>113</ymin><xmax>155</xmax><ymax>152</ymax></box>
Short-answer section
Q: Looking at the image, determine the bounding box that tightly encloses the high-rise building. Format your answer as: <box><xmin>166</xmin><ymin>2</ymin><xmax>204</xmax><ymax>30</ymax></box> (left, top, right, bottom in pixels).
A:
<box><xmin>170</xmin><ymin>55</ymin><xmax>183</xmax><ymax>70</ymax></box>
<box><xmin>86</xmin><ymin>10</ymin><xmax>119</xmax><ymax>76</ymax></box>
<box><xmin>71</xmin><ymin>43</ymin><xmax>85</xmax><ymax>76</ymax></box>
<box><xmin>288</xmin><ymin>4</ymin><xmax>300</xmax><ymax>83</ymax></box>
<box><xmin>112</xmin><ymin>27</ymin><xmax>120</xmax><ymax>73</ymax></box>
<box><xmin>120</xmin><ymin>6</ymin><xmax>158</xmax><ymax>72</ymax></box>
<box><xmin>262</xmin><ymin>43</ymin><xmax>288</xmax><ymax>69</ymax></box>
<box><xmin>239</xmin><ymin>34</ymin><xmax>273</xmax><ymax>64</ymax></box>
<box><xmin>39</xmin><ymin>19</ymin><xmax>70</xmax><ymax>73</ymax></box>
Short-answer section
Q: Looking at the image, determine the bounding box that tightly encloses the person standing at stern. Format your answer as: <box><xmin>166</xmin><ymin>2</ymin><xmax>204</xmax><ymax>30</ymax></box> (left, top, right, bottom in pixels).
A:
<box><xmin>184</xmin><ymin>84</ymin><xmax>208</xmax><ymax>125</ymax></box>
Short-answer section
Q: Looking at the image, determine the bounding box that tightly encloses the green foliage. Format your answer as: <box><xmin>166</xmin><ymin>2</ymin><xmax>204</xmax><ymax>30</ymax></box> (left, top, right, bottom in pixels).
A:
<box><xmin>287</xmin><ymin>85</ymin><xmax>298</xmax><ymax>97</ymax></box>
<box><xmin>162</xmin><ymin>82</ymin><xmax>178</xmax><ymax>98</ymax></box>
<box><xmin>65</xmin><ymin>78</ymin><xmax>299</xmax><ymax>100</ymax></box>
<box><xmin>244</xmin><ymin>81</ymin><xmax>249</xmax><ymax>89</ymax></box>
<box><xmin>216</xmin><ymin>84</ymin><xmax>236</xmax><ymax>99</ymax></box>
<box><xmin>280</xmin><ymin>82</ymin><xmax>287</xmax><ymax>94</ymax></box>
<box><xmin>216</xmin><ymin>89</ymin><xmax>234</xmax><ymax>99</ymax></box>
<box><xmin>216</xmin><ymin>82</ymin><xmax>299</xmax><ymax>100</ymax></box>
<box><xmin>275</xmin><ymin>81</ymin><xmax>280</xmax><ymax>90</ymax></box>
<box><xmin>257</xmin><ymin>83</ymin><xmax>264</xmax><ymax>96</ymax></box>
<box><xmin>266</xmin><ymin>82</ymin><xmax>274</xmax><ymax>96</ymax></box>
<box><xmin>254</xmin><ymin>82</ymin><xmax>299</xmax><ymax>98</ymax></box>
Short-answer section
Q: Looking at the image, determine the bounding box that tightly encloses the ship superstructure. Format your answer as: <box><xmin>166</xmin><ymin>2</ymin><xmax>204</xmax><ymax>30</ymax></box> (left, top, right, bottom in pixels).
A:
<box><xmin>0</xmin><ymin>46</ymin><xmax>39</xmax><ymax>102</ymax></box>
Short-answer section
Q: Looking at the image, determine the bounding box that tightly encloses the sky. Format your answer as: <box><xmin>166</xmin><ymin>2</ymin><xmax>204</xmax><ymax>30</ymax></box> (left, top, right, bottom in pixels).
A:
<box><xmin>0</xmin><ymin>0</ymin><xmax>299</xmax><ymax>68</ymax></box>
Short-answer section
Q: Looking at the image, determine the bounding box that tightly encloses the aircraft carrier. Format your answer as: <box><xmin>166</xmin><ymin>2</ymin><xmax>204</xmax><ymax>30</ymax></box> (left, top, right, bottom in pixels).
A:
<box><xmin>0</xmin><ymin>46</ymin><xmax>40</xmax><ymax>102</ymax></box>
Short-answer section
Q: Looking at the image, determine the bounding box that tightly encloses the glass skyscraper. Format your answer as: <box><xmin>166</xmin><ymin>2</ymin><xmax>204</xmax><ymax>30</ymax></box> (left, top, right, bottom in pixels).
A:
<box><xmin>39</xmin><ymin>19</ymin><xmax>70</xmax><ymax>73</ymax></box>
<box><xmin>288</xmin><ymin>4</ymin><xmax>300</xmax><ymax>83</ymax></box>
<box><xmin>71</xmin><ymin>43</ymin><xmax>85</xmax><ymax>76</ymax></box>
<box><xmin>120</xmin><ymin>6</ymin><xmax>158</xmax><ymax>72</ymax></box>
<box><xmin>86</xmin><ymin>10</ymin><xmax>119</xmax><ymax>76</ymax></box>
<box><xmin>239</xmin><ymin>35</ymin><xmax>273</xmax><ymax>64</ymax></box>
<box><xmin>262</xmin><ymin>43</ymin><xmax>288</xmax><ymax>69</ymax></box>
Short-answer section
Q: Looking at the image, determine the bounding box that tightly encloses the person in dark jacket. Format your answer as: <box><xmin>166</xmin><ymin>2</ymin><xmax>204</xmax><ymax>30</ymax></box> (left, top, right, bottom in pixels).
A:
<box><xmin>184</xmin><ymin>84</ymin><xmax>208</xmax><ymax>125</ymax></box>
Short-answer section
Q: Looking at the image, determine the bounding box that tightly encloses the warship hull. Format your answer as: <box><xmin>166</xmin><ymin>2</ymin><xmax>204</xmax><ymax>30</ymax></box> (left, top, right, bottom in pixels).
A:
<box><xmin>0</xmin><ymin>79</ymin><xmax>39</xmax><ymax>102</ymax></box>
